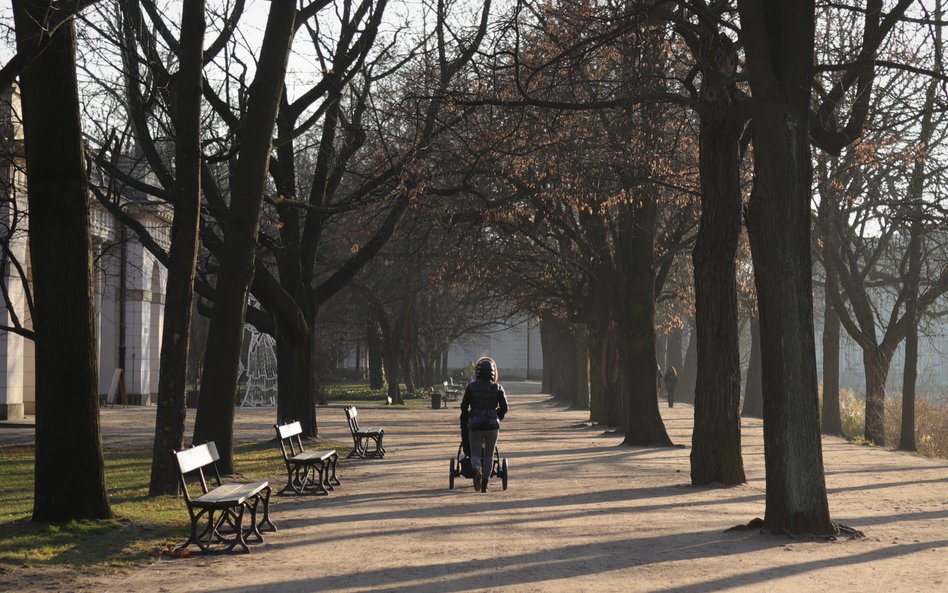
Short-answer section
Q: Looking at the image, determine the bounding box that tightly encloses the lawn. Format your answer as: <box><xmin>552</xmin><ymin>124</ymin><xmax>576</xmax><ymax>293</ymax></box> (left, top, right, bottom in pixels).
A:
<box><xmin>0</xmin><ymin>438</ymin><xmax>344</xmax><ymax>575</ymax></box>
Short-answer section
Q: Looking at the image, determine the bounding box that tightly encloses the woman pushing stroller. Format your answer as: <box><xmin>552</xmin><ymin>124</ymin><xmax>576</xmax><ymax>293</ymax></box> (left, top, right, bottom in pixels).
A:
<box><xmin>460</xmin><ymin>357</ymin><xmax>509</xmax><ymax>493</ymax></box>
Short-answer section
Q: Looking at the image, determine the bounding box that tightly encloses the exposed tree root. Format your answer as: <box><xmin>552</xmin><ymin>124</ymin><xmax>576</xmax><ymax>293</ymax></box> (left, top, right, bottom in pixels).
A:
<box><xmin>725</xmin><ymin>518</ymin><xmax>865</xmax><ymax>541</ymax></box>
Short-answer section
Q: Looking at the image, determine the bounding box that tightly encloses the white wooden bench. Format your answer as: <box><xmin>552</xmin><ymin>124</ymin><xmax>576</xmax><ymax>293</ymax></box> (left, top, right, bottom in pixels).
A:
<box><xmin>344</xmin><ymin>406</ymin><xmax>385</xmax><ymax>458</ymax></box>
<box><xmin>275</xmin><ymin>421</ymin><xmax>340</xmax><ymax>495</ymax></box>
<box><xmin>173</xmin><ymin>442</ymin><xmax>275</xmax><ymax>553</ymax></box>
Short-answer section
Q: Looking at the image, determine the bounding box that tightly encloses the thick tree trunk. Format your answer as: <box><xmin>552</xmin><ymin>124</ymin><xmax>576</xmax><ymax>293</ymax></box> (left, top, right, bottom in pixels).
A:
<box><xmin>15</xmin><ymin>0</ymin><xmax>112</xmax><ymax>520</ymax></box>
<box><xmin>618</xmin><ymin>197</ymin><xmax>671</xmax><ymax>447</ymax></box>
<box><xmin>149</xmin><ymin>0</ymin><xmax>205</xmax><ymax>496</ymax></box>
<box><xmin>276</xmin><ymin>321</ymin><xmax>315</xmax><ymax>435</ymax></box>
<box><xmin>863</xmin><ymin>347</ymin><xmax>893</xmax><ymax>446</ymax></box>
<box><xmin>821</xmin><ymin>288</ymin><xmax>842</xmax><ymax>435</ymax></box>
<box><xmin>690</xmin><ymin>93</ymin><xmax>745</xmax><ymax>486</ymax></box>
<box><xmin>739</xmin><ymin>0</ymin><xmax>834</xmax><ymax>535</ymax></box>
<box><xmin>741</xmin><ymin>317</ymin><xmax>763</xmax><ymax>418</ymax></box>
<box><xmin>193</xmin><ymin>2</ymin><xmax>296</xmax><ymax>474</ymax></box>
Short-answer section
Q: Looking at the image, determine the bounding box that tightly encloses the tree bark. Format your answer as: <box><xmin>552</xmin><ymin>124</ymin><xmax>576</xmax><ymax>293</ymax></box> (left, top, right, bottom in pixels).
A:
<box><xmin>572</xmin><ymin>323</ymin><xmax>590</xmax><ymax>410</ymax></box>
<box><xmin>741</xmin><ymin>316</ymin><xmax>763</xmax><ymax>418</ymax></box>
<box><xmin>690</xmin><ymin>55</ymin><xmax>746</xmax><ymax>485</ymax></box>
<box><xmin>821</xmin><ymin>288</ymin><xmax>842</xmax><ymax>435</ymax></box>
<box><xmin>276</xmin><ymin>320</ymin><xmax>314</xmax><ymax>433</ymax></box>
<box><xmin>618</xmin><ymin>196</ymin><xmax>672</xmax><ymax>447</ymax></box>
<box><xmin>863</xmin><ymin>347</ymin><xmax>894</xmax><ymax>445</ymax></box>
<box><xmin>193</xmin><ymin>1</ymin><xmax>296</xmax><ymax>474</ymax></box>
<box><xmin>540</xmin><ymin>318</ymin><xmax>554</xmax><ymax>393</ymax></box>
<box><xmin>15</xmin><ymin>0</ymin><xmax>112</xmax><ymax>520</ymax></box>
<box><xmin>738</xmin><ymin>0</ymin><xmax>834</xmax><ymax>534</ymax></box>
<box><xmin>149</xmin><ymin>0</ymin><xmax>205</xmax><ymax>496</ymax></box>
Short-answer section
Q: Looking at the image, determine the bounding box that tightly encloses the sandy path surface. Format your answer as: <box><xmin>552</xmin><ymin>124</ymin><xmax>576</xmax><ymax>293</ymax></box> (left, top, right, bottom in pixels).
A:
<box><xmin>19</xmin><ymin>384</ymin><xmax>948</xmax><ymax>592</ymax></box>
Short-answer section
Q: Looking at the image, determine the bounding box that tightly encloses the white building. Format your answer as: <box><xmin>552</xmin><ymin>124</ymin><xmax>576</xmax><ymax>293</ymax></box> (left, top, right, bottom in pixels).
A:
<box><xmin>0</xmin><ymin>87</ymin><xmax>169</xmax><ymax>419</ymax></box>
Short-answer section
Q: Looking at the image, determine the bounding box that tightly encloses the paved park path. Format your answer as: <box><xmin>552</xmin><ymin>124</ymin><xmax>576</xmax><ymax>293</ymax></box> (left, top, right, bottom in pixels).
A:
<box><xmin>43</xmin><ymin>383</ymin><xmax>948</xmax><ymax>592</ymax></box>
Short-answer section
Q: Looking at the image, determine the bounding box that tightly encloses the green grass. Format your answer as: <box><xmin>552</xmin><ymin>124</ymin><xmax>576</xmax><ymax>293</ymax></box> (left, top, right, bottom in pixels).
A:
<box><xmin>0</xmin><ymin>438</ymin><xmax>344</xmax><ymax>575</ymax></box>
<box><xmin>323</xmin><ymin>381</ymin><xmax>428</xmax><ymax>406</ymax></box>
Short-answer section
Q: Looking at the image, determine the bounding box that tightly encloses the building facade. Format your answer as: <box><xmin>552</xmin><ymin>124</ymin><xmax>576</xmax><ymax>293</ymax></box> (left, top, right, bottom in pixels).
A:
<box><xmin>0</xmin><ymin>87</ymin><xmax>169</xmax><ymax>419</ymax></box>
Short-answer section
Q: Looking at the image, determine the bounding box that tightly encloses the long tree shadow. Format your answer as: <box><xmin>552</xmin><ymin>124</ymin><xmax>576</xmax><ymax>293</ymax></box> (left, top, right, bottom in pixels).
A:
<box><xmin>200</xmin><ymin>529</ymin><xmax>948</xmax><ymax>593</ymax></box>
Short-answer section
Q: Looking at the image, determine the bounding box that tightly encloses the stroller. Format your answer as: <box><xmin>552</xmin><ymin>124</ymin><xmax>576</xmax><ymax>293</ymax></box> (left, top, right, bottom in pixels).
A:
<box><xmin>448</xmin><ymin>415</ymin><xmax>508</xmax><ymax>490</ymax></box>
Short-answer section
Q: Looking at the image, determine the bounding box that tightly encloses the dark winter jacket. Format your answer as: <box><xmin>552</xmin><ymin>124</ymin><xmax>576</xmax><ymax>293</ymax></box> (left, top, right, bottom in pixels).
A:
<box><xmin>460</xmin><ymin>379</ymin><xmax>509</xmax><ymax>431</ymax></box>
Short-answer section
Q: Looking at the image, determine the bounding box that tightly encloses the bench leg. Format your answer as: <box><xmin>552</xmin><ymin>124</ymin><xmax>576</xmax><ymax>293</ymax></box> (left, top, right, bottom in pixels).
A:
<box><xmin>179</xmin><ymin>507</ymin><xmax>250</xmax><ymax>554</ymax></box>
<box><xmin>280</xmin><ymin>464</ymin><xmax>305</xmax><ymax>495</ymax></box>
<box><xmin>257</xmin><ymin>486</ymin><xmax>276</xmax><ymax>533</ymax></box>
<box><xmin>348</xmin><ymin>436</ymin><xmax>366</xmax><ymax>459</ymax></box>
<box><xmin>328</xmin><ymin>455</ymin><xmax>341</xmax><ymax>486</ymax></box>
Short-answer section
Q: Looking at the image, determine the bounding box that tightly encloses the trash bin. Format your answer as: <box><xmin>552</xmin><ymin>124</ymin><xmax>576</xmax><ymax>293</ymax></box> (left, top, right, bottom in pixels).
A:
<box><xmin>431</xmin><ymin>392</ymin><xmax>442</xmax><ymax>409</ymax></box>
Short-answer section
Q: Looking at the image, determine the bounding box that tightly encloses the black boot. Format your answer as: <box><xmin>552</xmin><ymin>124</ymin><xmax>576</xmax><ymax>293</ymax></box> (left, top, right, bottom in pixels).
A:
<box><xmin>480</xmin><ymin>479</ymin><xmax>489</xmax><ymax>493</ymax></box>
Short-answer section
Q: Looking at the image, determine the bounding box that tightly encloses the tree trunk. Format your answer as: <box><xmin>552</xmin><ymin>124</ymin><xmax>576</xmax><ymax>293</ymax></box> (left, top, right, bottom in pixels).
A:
<box><xmin>540</xmin><ymin>318</ymin><xmax>554</xmax><ymax>393</ymax></box>
<box><xmin>276</xmin><ymin>320</ymin><xmax>315</xmax><ymax>435</ymax></box>
<box><xmin>603</xmin><ymin>323</ymin><xmax>623</xmax><ymax>428</ymax></box>
<box><xmin>401</xmin><ymin>349</ymin><xmax>416</xmax><ymax>396</ymax></box>
<box><xmin>741</xmin><ymin>316</ymin><xmax>763</xmax><ymax>418</ymax></box>
<box><xmin>617</xmin><ymin>196</ymin><xmax>672</xmax><ymax>447</ymax></box>
<box><xmin>589</xmin><ymin>317</ymin><xmax>606</xmax><ymax>423</ymax></box>
<box><xmin>863</xmin><ymin>347</ymin><xmax>893</xmax><ymax>446</ymax></box>
<box><xmin>149</xmin><ymin>0</ymin><xmax>205</xmax><ymax>496</ymax></box>
<box><xmin>545</xmin><ymin>318</ymin><xmax>576</xmax><ymax>403</ymax></box>
<box><xmin>368</xmin><ymin>321</ymin><xmax>384</xmax><ymax>389</ymax></box>
<box><xmin>690</xmin><ymin>85</ymin><xmax>746</xmax><ymax>486</ymax></box>
<box><xmin>739</xmin><ymin>0</ymin><xmax>834</xmax><ymax>534</ymax></box>
<box><xmin>899</xmin><ymin>313</ymin><xmax>919</xmax><ymax>452</ymax></box>
<box><xmin>821</xmin><ymin>288</ymin><xmax>842</xmax><ymax>435</ymax></box>
<box><xmin>15</xmin><ymin>0</ymin><xmax>112</xmax><ymax>520</ymax></box>
<box><xmin>572</xmin><ymin>323</ymin><xmax>590</xmax><ymax>410</ymax></box>
<box><xmin>193</xmin><ymin>2</ymin><xmax>296</xmax><ymax>474</ymax></box>
<box><xmin>384</xmin><ymin>344</ymin><xmax>401</xmax><ymax>404</ymax></box>
<box><xmin>674</xmin><ymin>323</ymin><xmax>697</xmax><ymax>405</ymax></box>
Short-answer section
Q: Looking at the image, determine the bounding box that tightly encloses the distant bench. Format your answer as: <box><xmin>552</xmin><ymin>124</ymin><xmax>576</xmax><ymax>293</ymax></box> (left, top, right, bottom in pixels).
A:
<box><xmin>275</xmin><ymin>421</ymin><xmax>340</xmax><ymax>495</ymax></box>
<box><xmin>173</xmin><ymin>441</ymin><xmax>275</xmax><ymax>554</ymax></box>
<box><xmin>344</xmin><ymin>406</ymin><xmax>385</xmax><ymax>458</ymax></box>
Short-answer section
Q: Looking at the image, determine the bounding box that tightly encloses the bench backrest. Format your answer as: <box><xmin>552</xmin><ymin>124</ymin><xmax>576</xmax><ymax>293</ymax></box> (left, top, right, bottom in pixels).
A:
<box><xmin>174</xmin><ymin>442</ymin><xmax>222</xmax><ymax>502</ymax></box>
<box><xmin>345</xmin><ymin>406</ymin><xmax>360</xmax><ymax>433</ymax></box>
<box><xmin>275</xmin><ymin>421</ymin><xmax>305</xmax><ymax>459</ymax></box>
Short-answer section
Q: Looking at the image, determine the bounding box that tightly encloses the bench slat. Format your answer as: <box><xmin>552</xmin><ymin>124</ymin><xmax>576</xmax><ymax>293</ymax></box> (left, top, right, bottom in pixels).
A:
<box><xmin>191</xmin><ymin>481</ymin><xmax>269</xmax><ymax>507</ymax></box>
<box><xmin>288</xmin><ymin>449</ymin><xmax>336</xmax><ymax>463</ymax></box>
<box><xmin>176</xmin><ymin>442</ymin><xmax>219</xmax><ymax>475</ymax></box>
<box><xmin>276</xmin><ymin>421</ymin><xmax>303</xmax><ymax>440</ymax></box>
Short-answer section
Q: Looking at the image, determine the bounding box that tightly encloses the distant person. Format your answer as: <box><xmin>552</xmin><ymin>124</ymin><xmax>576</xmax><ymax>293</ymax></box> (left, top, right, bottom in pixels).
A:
<box><xmin>460</xmin><ymin>357</ymin><xmax>509</xmax><ymax>493</ymax></box>
<box><xmin>665</xmin><ymin>366</ymin><xmax>678</xmax><ymax>408</ymax></box>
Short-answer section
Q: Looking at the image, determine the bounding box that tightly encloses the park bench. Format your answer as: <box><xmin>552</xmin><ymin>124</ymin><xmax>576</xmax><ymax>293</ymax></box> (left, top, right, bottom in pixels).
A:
<box><xmin>173</xmin><ymin>441</ymin><xmax>276</xmax><ymax>554</ymax></box>
<box><xmin>274</xmin><ymin>421</ymin><xmax>340</xmax><ymax>495</ymax></box>
<box><xmin>344</xmin><ymin>406</ymin><xmax>385</xmax><ymax>458</ymax></box>
<box><xmin>443</xmin><ymin>379</ymin><xmax>466</xmax><ymax>403</ymax></box>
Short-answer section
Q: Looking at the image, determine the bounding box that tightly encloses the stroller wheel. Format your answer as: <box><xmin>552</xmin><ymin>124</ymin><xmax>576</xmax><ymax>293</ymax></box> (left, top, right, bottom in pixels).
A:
<box><xmin>501</xmin><ymin>458</ymin><xmax>509</xmax><ymax>490</ymax></box>
<box><xmin>449</xmin><ymin>458</ymin><xmax>457</xmax><ymax>489</ymax></box>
